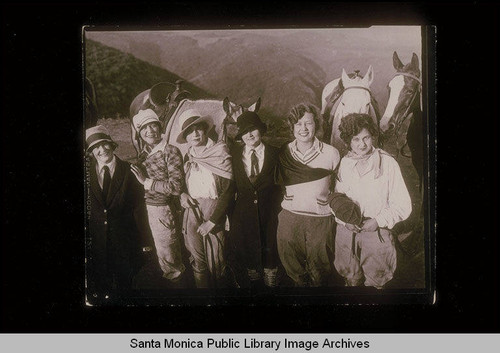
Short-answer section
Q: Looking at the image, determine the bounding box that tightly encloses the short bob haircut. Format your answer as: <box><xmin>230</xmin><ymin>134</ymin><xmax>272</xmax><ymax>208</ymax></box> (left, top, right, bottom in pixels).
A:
<box><xmin>286</xmin><ymin>103</ymin><xmax>323</xmax><ymax>138</ymax></box>
<box><xmin>339</xmin><ymin>113</ymin><xmax>379</xmax><ymax>148</ymax></box>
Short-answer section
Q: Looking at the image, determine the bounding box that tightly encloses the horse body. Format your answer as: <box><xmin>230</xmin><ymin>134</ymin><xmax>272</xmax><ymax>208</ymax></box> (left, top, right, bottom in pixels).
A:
<box><xmin>379</xmin><ymin>52</ymin><xmax>423</xmax><ymax>185</ymax></box>
<box><xmin>321</xmin><ymin>66</ymin><xmax>376</xmax><ymax>154</ymax></box>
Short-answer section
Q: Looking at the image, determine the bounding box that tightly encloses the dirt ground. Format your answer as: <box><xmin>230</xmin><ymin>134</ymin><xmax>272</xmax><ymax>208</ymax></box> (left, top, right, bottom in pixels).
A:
<box><xmin>98</xmin><ymin>117</ymin><xmax>426</xmax><ymax>290</ymax></box>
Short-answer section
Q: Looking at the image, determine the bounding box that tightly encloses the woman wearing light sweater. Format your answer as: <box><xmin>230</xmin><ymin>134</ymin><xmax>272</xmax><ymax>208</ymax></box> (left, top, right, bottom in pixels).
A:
<box><xmin>276</xmin><ymin>104</ymin><xmax>340</xmax><ymax>287</ymax></box>
<box><xmin>334</xmin><ymin>113</ymin><xmax>412</xmax><ymax>289</ymax></box>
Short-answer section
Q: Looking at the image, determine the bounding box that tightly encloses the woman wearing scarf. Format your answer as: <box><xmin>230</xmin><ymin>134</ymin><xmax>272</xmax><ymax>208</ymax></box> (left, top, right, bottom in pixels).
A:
<box><xmin>177</xmin><ymin>109</ymin><xmax>235</xmax><ymax>288</ymax></box>
<box><xmin>334</xmin><ymin>113</ymin><xmax>412</xmax><ymax>289</ymax></box>
<box><xmin>276</xmin><ymin>104</ymin><xmax>341</xmax><ymax>287</ymax></box>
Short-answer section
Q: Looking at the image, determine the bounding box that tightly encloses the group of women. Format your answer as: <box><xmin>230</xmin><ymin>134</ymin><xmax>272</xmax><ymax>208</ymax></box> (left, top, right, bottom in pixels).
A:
<box><xmin>85</xmin><ymin>102</ymin><xmax>412</xmax><ymax>302</ymax></box>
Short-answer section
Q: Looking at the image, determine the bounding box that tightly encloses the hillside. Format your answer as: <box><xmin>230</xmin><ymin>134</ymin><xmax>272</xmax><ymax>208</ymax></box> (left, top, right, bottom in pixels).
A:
<box><xmin>86</xmin><ymin>28</ymin><xmax>421</xmax><ymax>118</ymax></box>
<box><xmin>85</xmin><ymin>39</ymin><xmax>213</xmax><ymax>118</ymax></box>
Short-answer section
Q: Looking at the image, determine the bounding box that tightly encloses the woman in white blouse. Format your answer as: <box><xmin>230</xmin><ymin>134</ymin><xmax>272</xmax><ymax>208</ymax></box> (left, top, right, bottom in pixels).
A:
<box><xmin>333</xmin><ymin>113</ymin><xmax>412</xmax><ymax>289</ymax></box>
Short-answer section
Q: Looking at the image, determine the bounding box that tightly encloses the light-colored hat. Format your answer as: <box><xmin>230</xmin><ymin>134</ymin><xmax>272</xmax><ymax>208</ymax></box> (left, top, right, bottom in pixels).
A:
<box><xmin>85</xmin><ymin>125</ymin><xmax>116</xmax><ymax>152</ymax></box>
<box><xmin>176</xmin><ymin>109</ymin><xmax>214</xmax><ymax>144</ymax></box>
<box><xmin>133</xmin><ymin>109</ymin><xmax>160</xmax><ymax>132</ymax></box>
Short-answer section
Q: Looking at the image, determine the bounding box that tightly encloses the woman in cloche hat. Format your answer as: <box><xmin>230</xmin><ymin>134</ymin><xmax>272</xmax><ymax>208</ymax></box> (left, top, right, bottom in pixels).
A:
<box><xmin>177</xmin><ymin>109</ymin><xmax>235</xmax><ymax>288</ymax></box>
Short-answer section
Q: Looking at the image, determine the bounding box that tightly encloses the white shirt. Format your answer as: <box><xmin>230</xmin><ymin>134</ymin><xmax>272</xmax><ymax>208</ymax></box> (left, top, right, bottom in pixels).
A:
<box><xmin>186</xmin><ymin>138</ymin><xmax>218</xmax><ymax>199</ymax></box>
<box><xmin>96</xmin><ymin>156</ymin><xmax>116</xmax><ymax>190</ymax></box>
<box><xmin>242</xmin><ymin>142</ymin><xmax>265</xmax><ymax>177</ymax></box>
<box><xmin>335</xmin><ymin>149</ymin><xmax>412</xmax><ymax>229</ymax></box>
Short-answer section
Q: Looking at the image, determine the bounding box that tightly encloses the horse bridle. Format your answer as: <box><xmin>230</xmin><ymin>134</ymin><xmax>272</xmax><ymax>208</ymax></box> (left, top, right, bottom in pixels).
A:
<box><xmin>391</xmin><ymin>72</ymin><xmax>422</xmax><ymax>157</ymax></box>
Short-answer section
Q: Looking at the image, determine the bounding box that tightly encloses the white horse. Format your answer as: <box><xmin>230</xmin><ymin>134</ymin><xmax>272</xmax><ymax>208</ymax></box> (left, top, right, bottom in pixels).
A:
<box><xmin>320</xmin><ymin>66</ymin><xmax>377</xmax><ymax>154</ymax></box>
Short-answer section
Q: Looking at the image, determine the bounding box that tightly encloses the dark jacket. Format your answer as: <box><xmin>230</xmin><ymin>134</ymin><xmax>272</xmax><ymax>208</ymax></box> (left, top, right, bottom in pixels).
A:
<box><xmin>85</xmin><ymin>156</ymin><xmax>151</xmax><ymax>300</ymax></box>
<box><xmin>229</xmin><ymin>143</ymin><xmax>283</xmax><ymax>271</ymax></box>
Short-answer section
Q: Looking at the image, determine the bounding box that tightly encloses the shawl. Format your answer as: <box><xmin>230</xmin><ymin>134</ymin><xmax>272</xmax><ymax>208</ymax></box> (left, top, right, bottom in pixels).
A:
<box><xmin>185</xmin><ymin>139</ymin><xmax>233</xmax><ymax>180</ymax></box>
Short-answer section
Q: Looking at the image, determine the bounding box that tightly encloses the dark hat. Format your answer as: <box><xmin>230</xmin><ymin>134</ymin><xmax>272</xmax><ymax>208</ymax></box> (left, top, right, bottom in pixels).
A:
<box><xmin>235</xmin><ymin>111</ymin><xmax>267</xmax><ymax>140</ymax></box>
<box><xmin>328</xmin><ymin>192</ymin><xmax>363</xmax><ymax>226</ymax></box>
<box><xmin>85</xmin><ymin>125</ymin><xmax>116</xmax><ymax>153</ymax></box>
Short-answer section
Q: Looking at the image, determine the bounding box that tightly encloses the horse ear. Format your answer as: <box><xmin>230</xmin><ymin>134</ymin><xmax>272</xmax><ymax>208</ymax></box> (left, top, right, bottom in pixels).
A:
<box><xmin>223</xmin><ymin>97</ymin><xmax>230</xmax><ymax>114</ymax></box>
<box><xmin>249</xmin><ymin>97</ymin><xmax>261</xmax><ymax>112</ymax></box>
<box><xmin>341</xmin><ymin>68</ymin><xmax>349</xmax><ymax>83</ymax></box>
<box><xmin>410</xmin><ymin>53</ymin><xmax>420</xmax><ymax>71</ymax></box>
<box><xmin>363</xmin><ymin>65</ymin><xmax>374</xmax><ymax>86</ymax></box>
<box><xmin>393</xmin><ymin>51</ymin><xmax>404</xmax><ymax>71</ymax></box>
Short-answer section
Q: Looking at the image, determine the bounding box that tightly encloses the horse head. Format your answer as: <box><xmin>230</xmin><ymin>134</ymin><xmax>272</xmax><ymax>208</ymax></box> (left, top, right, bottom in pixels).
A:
<box><xmin>222</xmin><ymin>96</ymin><xmax>261</xmax><ymax>142</ymax></box>
<box><xmin>380</xmin><ymin>52</ymin><xmax>421</xmax><ymax>135</ymax></box>
<box><xmin>336</xmin><ymin>66</ymin><xmax>374</xmax><ymax>117</ymax></box>
<box><xmin>326</xmin><ymin>66</ymin><xmax>375</xmax><ymax>154</ymax></box>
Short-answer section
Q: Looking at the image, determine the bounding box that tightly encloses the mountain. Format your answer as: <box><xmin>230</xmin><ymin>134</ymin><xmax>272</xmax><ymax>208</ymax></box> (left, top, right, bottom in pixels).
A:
<box><xmin>86</xmin><ymin>28</ymin><xmax>421</xmax><ymax>119</ymax></box>
<box><xmin>85</xmin><ymin>39</ymin><xmax>212</xmax><ymax>118</ymax></box>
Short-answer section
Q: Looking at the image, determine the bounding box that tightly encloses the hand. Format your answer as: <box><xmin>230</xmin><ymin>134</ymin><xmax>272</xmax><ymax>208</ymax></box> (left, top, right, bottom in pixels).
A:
<box><xmin>180</xmin><ymin>192</ymin><xmax>197</xmax><ymax>209</ymax></box>
<box><xmin>130</xmin><ymin>164</ymin><xmax>146</xmax><ymax>185</ymax></box>
<box><xmin>361</xmin><ymin>218</ymin><xmax>379</xmax><ymax>232</ymax></box>
<box><xmin>197</xmin><ymin>220</ymin><xmax>215</xmax><ymax>237</ymax></box>
<box><xmin>345</xmin><ymin>223</ymin><xmax>361</xmax><ymax>233</ymax></box>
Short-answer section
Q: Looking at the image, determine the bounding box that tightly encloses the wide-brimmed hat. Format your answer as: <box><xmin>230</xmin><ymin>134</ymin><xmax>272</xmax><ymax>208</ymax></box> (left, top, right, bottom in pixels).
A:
<box><xmin>133</xmin><ymin>109</ymin><xmax>160</xmax><ymax>132</ymax></box>
<box><xmin>328</xmin><ymin>192</ymin><xmax>363</xmax><ymax>226</ymax></box>
<box><xmin>235</xmin><ymin>111</ymin><xmax>267</xmax><ymax>140</ymax></box>
<box><xmin>85</xmin><ymin>125</ymin><xmax>116</xmax><ymax>153</ymax></box>
<box><xmin>176</xmin><ymin>109</ymin><xmax>214</xmax><ymax>144</ymax></box>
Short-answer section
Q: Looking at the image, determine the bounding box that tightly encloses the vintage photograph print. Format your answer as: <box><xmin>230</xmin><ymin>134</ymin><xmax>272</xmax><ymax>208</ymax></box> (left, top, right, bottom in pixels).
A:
<box><xmin>83</xmin><ymin>26</ymin><xmax>434</xmax><ymax>306</ymax></box>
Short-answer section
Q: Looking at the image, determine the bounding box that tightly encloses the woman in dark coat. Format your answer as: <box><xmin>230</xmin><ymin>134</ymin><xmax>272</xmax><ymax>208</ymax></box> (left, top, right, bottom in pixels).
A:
<box><xmin>85</xmin><ymin>125</ymin><xmax>152</xmax><ymax>303</ymax></box>
<box><xmin>229</xmin><ymin>111</ymin><xmax>283</xmax><ymax>288</ymax></box>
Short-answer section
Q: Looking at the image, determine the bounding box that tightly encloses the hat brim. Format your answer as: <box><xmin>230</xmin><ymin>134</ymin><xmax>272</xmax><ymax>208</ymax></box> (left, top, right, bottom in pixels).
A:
<box><xmin>86</xmin><ymin>138</ymin><xmax>117</xmax><ymax>153</ymax></box>
<box><xmin>235</xmin><ymin>123</ymin><xmax>267</xmax><ymax>141</ymax></box>
<box><xmin>176</xmin><ymin>115</ymin><xmax>214</xmax><ymax>144</ymax></box>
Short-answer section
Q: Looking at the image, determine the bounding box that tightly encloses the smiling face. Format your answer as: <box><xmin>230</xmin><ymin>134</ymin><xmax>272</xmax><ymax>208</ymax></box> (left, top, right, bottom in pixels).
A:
<box><xmin>139</xmin><ymin>122</ymin><xmax>162</xmax><ymax>146</ymax></box>
<box><xmin>350</xmin><ymin>128</ymin><xmax>374</xmax><ymax>156</ymax></box>
<box><xmin>185</xmin><ymin>123</ymin><xmax>208</xmax><ymax>147</ymax></box>
<box><xmin>241</xmin><ymin>128</ymin><xmax>262</xmax><ymax>149</ymax></box>
<box><xmin>293</xmin><ymin>112</ymin><xmax>316</xmax><ymax>144</ymax></box>
<box><xmin>92</xmin><ymin>141</ymin><xmax>115</xmax><ymax>164</ymax></box>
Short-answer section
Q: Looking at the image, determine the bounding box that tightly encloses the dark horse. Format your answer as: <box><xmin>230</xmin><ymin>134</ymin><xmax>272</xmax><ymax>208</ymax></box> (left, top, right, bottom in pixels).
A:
<box><xmin>379</xmin><ymin>52</ymin><xmax>423</xmax><ymax>190</ymax></box>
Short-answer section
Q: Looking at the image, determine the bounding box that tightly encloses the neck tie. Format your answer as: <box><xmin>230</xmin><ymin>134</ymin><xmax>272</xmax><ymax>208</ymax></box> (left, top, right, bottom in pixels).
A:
<box><xmin>102</xmin><ymin>165</ymin><xmax>111</xmax><ymax>200</ymax></box>
<box><xmin>250</xmin><ymin>149</ymin><xmax>259</xmax><ymax>182</ymax></box>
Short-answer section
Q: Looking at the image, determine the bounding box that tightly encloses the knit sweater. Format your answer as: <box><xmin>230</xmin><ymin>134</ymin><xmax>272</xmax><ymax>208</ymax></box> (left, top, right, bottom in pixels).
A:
<box><xmin>140</xmin><ymin>139</ymin><xmax>184</xmax><ymax>206</ymax></box>
<box><xmin>280</xmin><ymin>138</ymin><xmax>340</xmax><ymax>216</ymax></box>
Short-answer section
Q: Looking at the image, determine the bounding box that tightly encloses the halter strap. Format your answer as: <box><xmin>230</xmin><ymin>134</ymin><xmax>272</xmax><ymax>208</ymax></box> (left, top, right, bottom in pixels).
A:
<box><xmin>395</xmin><ymin>72</ymin><xmax>422</xmax><ymax>85</ymax></box>
<box><xmin>343</xmin><ymin>85</ymin><xmax>372</xmax><ymax>94</ymax></box>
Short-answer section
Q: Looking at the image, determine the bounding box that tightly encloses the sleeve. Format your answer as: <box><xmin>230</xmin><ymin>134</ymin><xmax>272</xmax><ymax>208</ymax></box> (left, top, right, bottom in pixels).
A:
<box><xmin>374</xmin><ymin>159</ymin><xmax>412</xmax><ymax>229</ymax></box>
<box><xmin>209</xmin><ymin>176</ymin><xmax>236</xmax><ymax>225</ymax></box>
<box><xmin>128</xmin><ymin>167</ymin><xmax>154</xmax><ymax>249</ymax></box>
<box><xmin>334</xmin><ymin>159</ymin><xmax>349</xmax><ymax>194</ymax></box>
<box><xmin>149</xmin><ymin>145</ymin><xmax>185</xmax><ymax>196</ymax></box>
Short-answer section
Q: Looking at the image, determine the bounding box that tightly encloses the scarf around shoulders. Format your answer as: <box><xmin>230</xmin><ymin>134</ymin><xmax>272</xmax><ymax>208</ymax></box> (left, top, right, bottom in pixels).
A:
<box><xmin>276</xmin><ymin>144</ymin><xmax>333</xmax><ymax>186</ymax></box>
<box><xmin>345</xmin><ymin>147</ymin><xmax>390</xmax><ymax>178</ymax></box>
<box><xmin>185</xmin><ymin>139</ymin><xmax>233</xmax><ymax>180</ymax></box>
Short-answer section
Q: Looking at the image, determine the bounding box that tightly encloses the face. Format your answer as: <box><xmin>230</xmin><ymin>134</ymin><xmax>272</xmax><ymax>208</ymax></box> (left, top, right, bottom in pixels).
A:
<box><xmin>293</xmin><ymin>112</ymin><xmax>316</xmax><ymax>143</ymax></box>
<box><xmin>350</xmin><ymin>128</ymin><xmax>374</xmax><ymax>156</ymax></box>
<box><xmin>139</xmin><ymin>122</ymin><xmax>162</xmax><ymax>146</ymax></box>
<box><xmin>185</xmin><ymin>123</ymin><xmax>208</xmax><ymax>147</ymax></box>
<box><xmin>92</xmin><ymin>142</ymin><xmax>115</xmax><ymax>164</ymax></box>
<box><xmin>241</xmin><ymin>128</ymin><xmax>262</xmax><ymax>148</ymax></box>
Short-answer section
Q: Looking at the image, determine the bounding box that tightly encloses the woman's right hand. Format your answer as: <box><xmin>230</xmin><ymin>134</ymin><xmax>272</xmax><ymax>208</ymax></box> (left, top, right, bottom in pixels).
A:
<box><xmin>180</xmin><ymin>192</ymin><xmax>196</xmax><ymax>209</ymax></box>
<box><xmin>345</xmin><ymin>223</ymin><xmax>361</xmax><ymax>233</ymax></box>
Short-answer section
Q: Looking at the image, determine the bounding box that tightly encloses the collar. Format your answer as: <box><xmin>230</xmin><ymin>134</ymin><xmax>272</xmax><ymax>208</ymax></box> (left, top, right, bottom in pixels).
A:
<box><xmin>243</xmin><ymin>141</ymin><xmax>265</xmax><ymax>157</ymax></box>
<box><xmin>290</xmin><ymin>137</ymin><xmax>323</xmax><ymax>164</ymax></box>
<box><xmin>189</xmin><ymin>137</ymin><xmax>215</xmax><ymax>157</ymax></box>
<box><xmin>97</xmin><ymin>155</ymin><xmax>117</xmax><ymax>175</ymax></box>
<box><xmin>147</xmin><ymin>136</ymin><xmax>168</xmax><ymax>156</ymax></box>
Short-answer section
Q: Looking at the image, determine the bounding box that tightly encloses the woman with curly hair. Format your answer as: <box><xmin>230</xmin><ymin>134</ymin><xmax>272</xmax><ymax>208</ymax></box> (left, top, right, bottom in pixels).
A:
<box><xmin>333</xmin><ymin>113</ymin><xmax>412</xmax><ymax>289</ymax></box>
<box><xmin>276</xmin><ymin>103</ymin><xmax>340</xmax><ymax>287</ymax></box>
